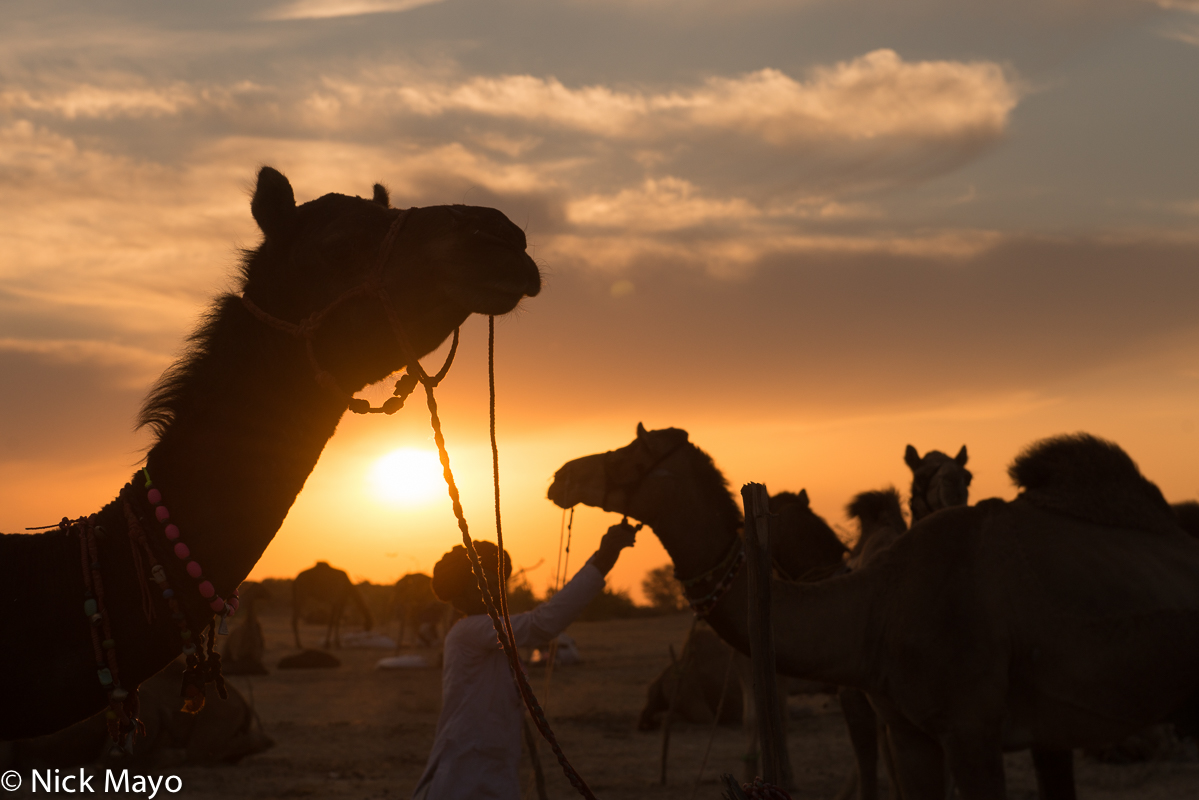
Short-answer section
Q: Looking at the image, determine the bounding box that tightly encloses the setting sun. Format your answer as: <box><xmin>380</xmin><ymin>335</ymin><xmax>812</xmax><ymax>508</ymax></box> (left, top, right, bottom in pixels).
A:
<box><xmin>370</xmin><ymin>448</ymin><xmax>445</xmax><ymax>506</ymax></box>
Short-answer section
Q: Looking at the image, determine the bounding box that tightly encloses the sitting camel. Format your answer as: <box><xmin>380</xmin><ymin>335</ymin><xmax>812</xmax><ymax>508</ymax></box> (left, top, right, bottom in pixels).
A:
<box><xmin>0</xmin><ymin>167</ymin><xmax>541</xmax><ymax>740</ymax></box>
<box><xmin>637</xmin><ymin>486</ymin><xmax>841</xmax><ymax>785</ymax></box>
<box><xmin>393</xmin><ymin>572</ymin><xmax>454</xmax><ymax>647</ymax></box>
<box><xmin>291</xmin><ymin>562</ymin><xmax>374</xmax><ymax>650</ymax></box>
<box><xmin>549</xmin><ymin>425</ymin><xmax>1199</xmax><ymax>800</ymax></box>
<box><xmin>222</xmin><ymin>582</ymin><xmax>270</xmax><ymax>675</ymax></box>
<box><xmin>0</xmin><ymin>659</ymin><xmax>272</xmax><ymax>769</ymax></box>
<box><xmin>639</xmin><ymin>625</ymin><xmax>744</xmax><ymax>731</ymax></box>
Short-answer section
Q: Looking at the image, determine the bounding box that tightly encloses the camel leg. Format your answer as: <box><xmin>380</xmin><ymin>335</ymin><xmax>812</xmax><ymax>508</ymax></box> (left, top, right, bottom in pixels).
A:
<box><xmin>940</xmin><ymin>730</ymin><xmax>1005</xmax><ymax>800</ymax></box>
<box><xmin>291</xmin><ymin>605</ymin><xmax>302</xmax><ymax>650</ymax></box>
<box><xmin>1030</xmin><ymin>748</ymin><xmax>1076</xmax><ymax>800</ymax></box>
<box><xmin>839</xmin><ymin>687</ymin><xmax>880</xmax><ymax>800</ymax></box>
<box><xmin>326</xmin><ymin>600</ymin><xmax>344</xmax><ymax>649</ymax></box>
<box><xmin>883</xmin><ymin>716</ymin><xmax>945</xmax><ymax>800</ymax></box>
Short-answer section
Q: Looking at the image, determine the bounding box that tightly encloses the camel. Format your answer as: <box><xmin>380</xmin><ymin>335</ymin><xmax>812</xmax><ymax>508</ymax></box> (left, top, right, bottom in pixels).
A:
<box><xmin>222</xmin><ymin>581</ymin><xmax>270</xmax><ymax>675</ymax></box>
<box><xmin>393</xmin><ymin>571</ymin><xmax>454</xmax><ymax>646</ymax></box>
<box><xmin>0</xmin><ymin>659</ymin><xmax>273</xmax><ymax>769</ymax></box>
<box><xmin>845</xmin><ymin>487</ymin><xmax>909</xmax><ymax>570</ymax></box>
<box><xmin>0</xmin><ymin>166</ymin><xmax>541</xmax><ymax>740</ymax></box>
<box><xmin>904</xmin><ymin>444</ymin><xmax>970</xmax><ymax>523</ymax></box>
<box><xmin>639</xmin><ymin>625</ymin><xmax>745</xmax><ymax>731</ymax></box>
<box><xmin>291</xmin><ymin>561</ymin><xmax>373</xmax><ymax>649</ymax></box>
<box><xmin>548</xmin><ymin>425</ymin><xmax>1199</xmax><ymax>800</ymax></box>
<box><xmin>839</xmin><ymin>488</ymin><xmax>912</xmax><ymax>800</ymax></box>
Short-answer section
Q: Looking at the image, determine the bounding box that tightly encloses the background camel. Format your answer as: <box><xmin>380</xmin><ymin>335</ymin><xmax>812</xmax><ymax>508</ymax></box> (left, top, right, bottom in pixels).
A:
<box><xmin>222</xmin><ymin>582</ymin><xmax>270</xmax><ymax>675</ymax></box>
<box><xmin>393</xmin><ymin>572</ymin><xmax>454</xmax><ymax>647</ymax></box>
<box><xmin>0</xmin><ymin>166</ymin><xmax>541</xmax><ymax>739</ymax></box>
<box><xmin>549</xmin><ymin>425</ymin><xmax>1199</xmax><ymax>800</ymax></box>
<box><xmin>838</xmin><ymin>488</ymin><xmax>912</xmax><ymax>800</ymax></box>
<box><xmin>291</xmin><ymin>562</ymin><xmax>374</xmax><ymax>650</ymax></box>
<box><xmin>904</xmin><ymin>444</ymin><xmax>970</xmax><ymax>523</ymax></box>
<box><xmin>639</xmin><ymin>625</ymin><xmax>744</xmax><ymax>731</ymax></box>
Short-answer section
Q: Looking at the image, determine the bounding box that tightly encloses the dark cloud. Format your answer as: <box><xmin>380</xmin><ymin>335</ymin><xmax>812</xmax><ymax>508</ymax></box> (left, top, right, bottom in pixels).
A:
<box><xmin>492</xmin><ymin>235</ymin><xmax>1199</xmax><ymax>425</ymax></box>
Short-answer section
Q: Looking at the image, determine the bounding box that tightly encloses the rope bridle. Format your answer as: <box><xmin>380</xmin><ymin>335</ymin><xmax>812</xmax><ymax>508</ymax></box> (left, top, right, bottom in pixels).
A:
<box><xmin>239</xmin><ymin>207</ymin><xmax>459</xmax><ymax>413</ymax></box>
<box><xmin>596</xmin><ymin>436</ymin><xmax>744</xmax><ymax>618</ymax></box>
<box><xmin>600</xmin><ymin>436</ymin><xmax>688</xmax><ymax>513</ymax></box>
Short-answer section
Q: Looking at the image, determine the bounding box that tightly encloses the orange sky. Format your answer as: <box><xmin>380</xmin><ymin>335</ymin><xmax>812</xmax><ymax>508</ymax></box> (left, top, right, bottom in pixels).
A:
<box><xmin>2</xmin><ymin>0</ymin><xmax>1199</xmax><ymax>602</ymax></box>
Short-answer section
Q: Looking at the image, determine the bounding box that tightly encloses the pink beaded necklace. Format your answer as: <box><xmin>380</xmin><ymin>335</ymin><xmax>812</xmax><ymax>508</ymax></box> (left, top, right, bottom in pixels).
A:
<box><xmin>138</xmin><ymin>468</ymin><xmax>239</xmax><ymax>620</ymax></box>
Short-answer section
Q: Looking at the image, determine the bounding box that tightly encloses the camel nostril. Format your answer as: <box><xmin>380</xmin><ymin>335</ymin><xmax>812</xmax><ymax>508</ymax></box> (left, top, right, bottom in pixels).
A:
<box><xmin>524</xmin><ymin>268</ymin><xmax>542</xmax><ymax>297</ymax></box>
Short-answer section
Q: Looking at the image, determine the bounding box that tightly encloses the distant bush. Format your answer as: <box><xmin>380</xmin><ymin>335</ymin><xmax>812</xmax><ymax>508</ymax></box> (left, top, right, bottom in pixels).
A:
<box><xmin>505</xmin><ymin>573</ymin><xmax>540</xmax><ymax>614</ymax></box>
<box><xmin>641</xmin><ymin>564</ymin><xmax>688</xmax><ymax>613</ymax></box>
<box><xmin>578</xmin><ymin>586</ymin><xmax>655</xmax><ymax>621</ymax></box>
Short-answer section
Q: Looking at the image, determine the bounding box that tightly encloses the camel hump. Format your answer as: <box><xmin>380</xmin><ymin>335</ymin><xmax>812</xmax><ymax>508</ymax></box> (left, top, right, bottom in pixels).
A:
<box><xmin>1008</xmin><ymin>433</ymin><xmax>1176</xmax><ymax>534</ymax></box>
<box><xmin>845</xmin><ymin>487</ymin><xmax>906</xmax><ymax>532</ymax></box>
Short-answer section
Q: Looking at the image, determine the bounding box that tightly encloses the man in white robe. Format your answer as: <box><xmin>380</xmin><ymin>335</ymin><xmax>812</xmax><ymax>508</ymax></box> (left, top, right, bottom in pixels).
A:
<box><xmin>412</xmin><ymin>524</ymin><xmax>637</xmax><ymax>800</ymax></box>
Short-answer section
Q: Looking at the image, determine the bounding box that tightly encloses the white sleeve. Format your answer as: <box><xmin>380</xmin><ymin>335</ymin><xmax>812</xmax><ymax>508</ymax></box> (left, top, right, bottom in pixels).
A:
<box><xmin>508</xmin><ymin>563</ymin><xmax>605</xmax><ymax>647</ymax></box>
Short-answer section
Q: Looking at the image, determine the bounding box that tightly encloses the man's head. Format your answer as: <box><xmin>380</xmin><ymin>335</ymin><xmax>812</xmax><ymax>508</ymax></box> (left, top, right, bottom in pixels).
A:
<box><xmin>431</xmin><ymin>540</ymin><xmax>512</xmax><ymax>616</ymax></box>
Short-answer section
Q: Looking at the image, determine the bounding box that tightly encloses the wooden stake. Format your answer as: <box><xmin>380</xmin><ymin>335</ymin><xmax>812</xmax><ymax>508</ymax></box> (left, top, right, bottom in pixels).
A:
<box><xmin>740</xmin><ymin>482</ymin><xmax>787</xmax><ymax>787</ymax></box>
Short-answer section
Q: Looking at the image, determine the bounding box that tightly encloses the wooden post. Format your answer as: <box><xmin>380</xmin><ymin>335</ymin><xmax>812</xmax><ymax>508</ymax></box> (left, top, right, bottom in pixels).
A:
<box><xmin>740</xmin><ymin>482</ymin><xmax>787</xmax><ymax>787</ymax></box>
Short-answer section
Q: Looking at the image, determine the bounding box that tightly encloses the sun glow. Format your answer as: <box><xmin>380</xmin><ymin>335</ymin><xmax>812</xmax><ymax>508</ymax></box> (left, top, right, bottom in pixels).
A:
<box><xmin>371</xmin><ymin>448</ymin><xmax>445</xmax><ymax>506</ymax></box>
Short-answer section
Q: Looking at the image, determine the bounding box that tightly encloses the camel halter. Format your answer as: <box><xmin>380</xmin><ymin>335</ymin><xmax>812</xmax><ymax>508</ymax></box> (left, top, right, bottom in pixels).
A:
<box><xmin>599</xmin><ymin>437</ymin><xmax>743</xmax><ymax>616</ymax></box>
<box><xmin>239</xmin><ymin>207</ymin><xmax>460</xmax><ymax>414</ymax></box>
<box><xmin>600</xmin><ymin>436</ymin><xmax>689</xmax><ymax>513</ymax></box>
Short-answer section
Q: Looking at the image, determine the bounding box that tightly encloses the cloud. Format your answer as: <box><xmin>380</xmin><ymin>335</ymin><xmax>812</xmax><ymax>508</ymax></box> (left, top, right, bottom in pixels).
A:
<box><xmin>494</xmin><ymin>235</ymin><xmax>1199</xmax><ymax>426</ymax></box>
<box><xmin>564</xmin><ymin>178</ymin><xmax>887</xmax><ymax>234</ymax></box>
<box><xmin>263</xmin><ymin>0</ymin><xmax>447</xmax><ymax>20</ymax></box>
<box><xmin>0</xmin><ymin>338</ymin><xmax>169</xmax><ymax>388</ymax></box>
<box><xmin>0</xmin><ymin>84</ymin><xmax>198</xmax><ymax>120</ymax></box>
<box><xmin>538</xmin><ymin>229</ymin><xmax>1002</xmax><ymax>278</ymax></box>
<box><xmin>352</xmin><ymin>50</ymin><xmax>1018</xmax><ymax>149</ymax></box>
<box><xmin>1</xmin><ymin>47</ymin><xmax>1017</xmax><ymax>197</ymax></box>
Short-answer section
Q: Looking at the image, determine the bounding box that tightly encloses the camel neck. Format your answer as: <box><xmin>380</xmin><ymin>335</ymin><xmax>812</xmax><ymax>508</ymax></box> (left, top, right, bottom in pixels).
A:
<box><xmin>639</xmin><ymin>489</ymin><xmax>884</xmax><ymax>692</ymax></box>
<box><xmin>142</xmin><ymin>296</ymin><xmax>347</xmax><ymax>598</ymax></box>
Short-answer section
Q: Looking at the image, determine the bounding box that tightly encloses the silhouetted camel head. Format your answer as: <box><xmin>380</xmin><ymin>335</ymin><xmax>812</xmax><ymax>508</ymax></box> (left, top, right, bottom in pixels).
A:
<box><xmin>904</xmin><ymin>444</ymin><xmax>971</xmax><ymax>522</ymax></box>
<box><xmin>241</xmin><ymin>167</ymin><xmax>541</xmax><ymax>393</ymax></box>
<box><xmin>548</xmin><ymin>423</ymin><xmax>694</xmax><ymax>516</ymax></box>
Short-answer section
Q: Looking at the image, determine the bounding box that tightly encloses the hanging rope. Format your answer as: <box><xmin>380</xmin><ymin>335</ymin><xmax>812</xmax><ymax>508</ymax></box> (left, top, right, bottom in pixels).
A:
<box><xmin>489</xmin><ymin>316</ymin><xmax>519</xmax><ymax>664</ymax></box>
<box><xmin>541</xmin><ymin>505</ymin><xmax>574</xmax><ymax>709</ymax></box>
<box><xmin>413</xmin><ymin>318</ymin><xmax>597</xmax><ymax>800</ymax></box>
<box><xmin>554</xmin><ymin>508</ymin><xmax>567</xmax><ymax>593</ymax></box>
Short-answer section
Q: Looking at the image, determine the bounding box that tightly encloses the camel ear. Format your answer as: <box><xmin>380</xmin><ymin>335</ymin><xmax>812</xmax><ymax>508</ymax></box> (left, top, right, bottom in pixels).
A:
<box><xmin>637</xmin><ymin>422</ymin><xmax>648</xmax><ymax>439</ymax></box>
<box><xmin>955</xmin><ymin>445</ymin><xmax>968</xmax><ymax>466</ymax></box>
<box><xmin>904</xmin><ymin>445</ymin><xmax>921</xmax><ymax>470</ymax></box>
<box><xmin>251</xmin><ymin>166</ymin><xmax>297</xmax><ymax>242</ymax></box>
<box><xmin>798</xmin><ymin>488</ymin><xmax>809</xmax><ymax>508</ymax></box>
<box><xmin>372</xmin><ymin>183</ymin><xmax>390</xmax><ymax>208</ymax></box>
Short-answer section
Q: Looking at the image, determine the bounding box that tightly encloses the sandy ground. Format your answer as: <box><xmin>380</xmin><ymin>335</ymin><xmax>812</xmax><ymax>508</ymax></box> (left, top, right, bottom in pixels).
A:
<box><xmin>14</xmin><ymin>607</ymin><xmax>1199</xmax><ymax>799</ymax></box>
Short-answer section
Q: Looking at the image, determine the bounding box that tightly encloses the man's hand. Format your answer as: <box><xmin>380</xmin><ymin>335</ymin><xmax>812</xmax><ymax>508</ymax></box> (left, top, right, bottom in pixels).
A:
<box><xmin>590</xmin><ymin>522</ymin><xmax>638</xmax><ymax>576</ymax></box>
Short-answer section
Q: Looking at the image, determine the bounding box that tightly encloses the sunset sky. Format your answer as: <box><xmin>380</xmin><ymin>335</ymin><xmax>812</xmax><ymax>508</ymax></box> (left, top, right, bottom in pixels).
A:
<box><xmin>2</xmin><ymin>0</ymin><xmax>1198</xmax><ymax>602</ymax></box>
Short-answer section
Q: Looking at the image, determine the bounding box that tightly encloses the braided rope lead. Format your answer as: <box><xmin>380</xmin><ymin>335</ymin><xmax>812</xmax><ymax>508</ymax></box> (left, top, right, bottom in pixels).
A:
<box><xmin>490</xmin><ymin>316</ymin><xmax>518</xmax><ymax>660</ymax></box>
<box><xmin>419</xmin><ymin>331</ymin><xmax>597</xmax><ymax>800</ymax></box>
